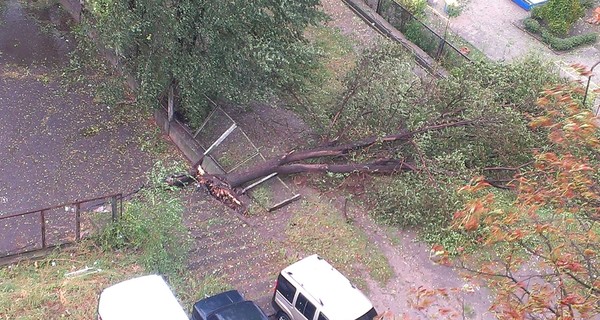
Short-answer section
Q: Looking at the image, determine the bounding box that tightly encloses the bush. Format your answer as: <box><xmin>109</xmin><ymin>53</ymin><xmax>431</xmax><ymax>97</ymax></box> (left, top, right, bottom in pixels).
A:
<box><xmin>97</xmin><ymin>162</ymin><xmax>190</xmax><ymax>276</ymax></box>
<box><xmin>446</xmin><ymin>4</ymin><xmax>462</xmax><ymax>18</ymax></box>
<box><xmin>534</xmin><ymin>0</ymin><xmax>584</xmax><ymax>36</ymax></box>
<box><xmin>397</xmin><ymin>0</ymin><xmax>427</xmax><ymax>15</ymax></box>
<box><xmin>524</xmin><ymin>18</ymin><xmax>597</xmax><ymax>51</ymax></box>
<box><xmin>541</xmin><ymin>30</ymin><xmax>597</xmax><ymax>51</ymax></box>
<box><xmin>523</xmin><ymin>18</ymin><xmax>542</xmax><ymax>34</ymax></box>
<box><xmin>372</xmin><ymin>174</ymin><xmax>464</xmax><ymax>228</ymax></box>
<box><xmin>579</xmin><ymin>0</ymin><xmax>596</xmax><ymax>9</ymax></box>
<box><xmin>403</xmin><ymin>21</ymin><xmax>438</xmax><ymax>56</ymax></box>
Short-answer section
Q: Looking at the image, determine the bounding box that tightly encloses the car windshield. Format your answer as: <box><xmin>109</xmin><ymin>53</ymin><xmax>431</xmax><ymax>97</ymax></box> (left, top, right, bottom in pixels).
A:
<box><xmin>211</xmin><ymin>301</ymin><xmax>268</xmax><ymax>320</ymax></box>
<box><xmin>355</xmin><ymin>308</ymin><xmax>378</xmax><ymax>320</ymax></box>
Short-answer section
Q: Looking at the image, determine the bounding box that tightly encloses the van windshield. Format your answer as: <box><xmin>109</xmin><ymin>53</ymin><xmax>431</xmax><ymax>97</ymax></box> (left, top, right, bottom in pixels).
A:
<box><xmin>356</xmin><ymin>308</ymin><xmax>377</xmax><ymax>320</ymax></box>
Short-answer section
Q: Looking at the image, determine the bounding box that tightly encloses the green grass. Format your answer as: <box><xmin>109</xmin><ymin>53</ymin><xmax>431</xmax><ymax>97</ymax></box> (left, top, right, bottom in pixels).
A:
<box><xmin>290</xmin><ymin>26</ymin><xmax>358</xmax><ymax>131</ymax></box>
<box><xmin>0</xmin><ymin>242</ymin><xmax>235</xmax><ymax>319</ymax></box>
<box><xmin>285</xmin><ymin>195</ymin><xmax>394</xmax><ymax>290</ymax></box>
<box><xmin>247</xmin><ymin>184</ymin><xmax>272</xmax><ymax>215</ymax></box>
<box><xmin>0</xmin><ymin>162</ymin><xmax>224</xmax><ymax>319</ymax></box>
<box><xmin>0</xmin><ymin>242</ymin><xmax>145</xmax><ymax>319</ymax></box>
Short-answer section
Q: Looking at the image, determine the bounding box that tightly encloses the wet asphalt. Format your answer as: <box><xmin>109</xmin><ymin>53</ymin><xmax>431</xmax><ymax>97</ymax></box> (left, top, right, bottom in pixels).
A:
<box><xmin>0</xmin><ymin>0</ymin><xmax>153</xmax><ymax>254</ymax></box>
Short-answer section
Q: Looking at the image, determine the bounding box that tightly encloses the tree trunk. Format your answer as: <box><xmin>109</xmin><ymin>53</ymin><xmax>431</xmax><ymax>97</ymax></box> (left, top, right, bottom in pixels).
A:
<box><xmin>224</xmin><ymin>120</ymin><xmax>473</xmax><ymax>188</ymax></box>
<box><xmin>167</xmin><ymin>119</ymin><xmax>475</xmax><ymax>210</ymax></box>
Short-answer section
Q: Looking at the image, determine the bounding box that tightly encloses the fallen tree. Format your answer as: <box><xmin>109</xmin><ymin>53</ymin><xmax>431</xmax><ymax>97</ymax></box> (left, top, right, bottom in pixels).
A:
<box><xmin>167</xmin><ymin>118</ymin><xmax>477</xmax><ymax>211</ymax></box>
<box><xmin>166</xmin><ymin>43</ymin><xmax>560</xmax><ymax>217</ymax></box>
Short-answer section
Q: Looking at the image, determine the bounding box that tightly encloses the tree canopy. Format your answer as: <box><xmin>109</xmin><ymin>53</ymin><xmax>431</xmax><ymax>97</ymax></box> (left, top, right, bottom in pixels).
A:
<box><xmin>84</xmin><ymin>0</ymin><xmax>325</xmax><ymax>125</ymax></box>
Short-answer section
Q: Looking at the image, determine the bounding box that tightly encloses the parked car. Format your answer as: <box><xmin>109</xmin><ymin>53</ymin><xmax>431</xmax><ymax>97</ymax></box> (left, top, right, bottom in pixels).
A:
<box><xmin>97</xmin><ymin>274</ymin><xmax>189</xmax><ymax>320</ymax></box>
<box><xmin>272</xmin><ymin>255</ymin><xmax>377</xmax><ymax>320</ymax></box>
<box><xmin>191</xmin><ymin>290</ymin><xmax>269</xmax><ymax>320</ymax></box>
<box><xmin>98</xmin><ymin>275</ymin><xmax>268</xmax><ymax>320</ymax></box>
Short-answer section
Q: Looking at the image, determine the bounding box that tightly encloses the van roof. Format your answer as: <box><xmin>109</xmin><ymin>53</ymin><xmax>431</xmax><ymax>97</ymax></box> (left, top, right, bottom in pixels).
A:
<box><xmin>98</xmin><ymin>275</ymin><xmax>189</xmax><ymax>320</ymax></box>
<box><xmin>282</xmin><ymin>255</ymin><xmax>374</xmax><ymax>319</ymax></box>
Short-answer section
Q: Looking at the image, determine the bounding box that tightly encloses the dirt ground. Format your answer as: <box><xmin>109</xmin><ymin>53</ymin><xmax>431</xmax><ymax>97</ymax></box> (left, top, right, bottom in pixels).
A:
<box><xmin>293</xmin><ymin>2</ymin><xmax>495</xmax><ymax>315</ymax></box>
<box><xmin>204</xmin><ymin>100</ymin><xmax>494</xmax><ymax>319</ymax></box>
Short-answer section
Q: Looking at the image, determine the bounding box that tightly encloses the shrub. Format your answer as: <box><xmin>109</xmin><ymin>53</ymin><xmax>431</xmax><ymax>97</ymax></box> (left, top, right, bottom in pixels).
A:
<box><xmin>579</xmin><ymin>0</ymin><xmax>595</xmax><ymax>9</ymax></box>
<box><xmin>523</xmin><ymin>17</ymin><xmax>542</xmax><ymax>34</ymax></box>
<box><xmin>534</xmin><ymin>0</ymin><xmax>584</xmax><ymax>36</ymax></box>
<box><xmin>541</xmin><ymin>30</ymin><xmax>597</xmax><ymax>50</ymax></box>
<box><xmin>396</xmin><ymin>0</ymin><xmax>427</xmax><ymax>15</ymax></box>
<box><xmin>97</xmin><ymin>162</ymin><xmax>190</xmax><ymax>276</ymax></box>
<box><xmin>372</xmin><ymin>174</ymin><xmax>464</xmax><ymax>228</ymax></box>
<box><xmin>446</xmin><ymin>4</ymin><xmax>462</xmax><ymax>18</ymax></box>
<box><xmin>403</xmin><ymin>20</ymin><xmax>438</xmax><ymax>56</ymax></box>
<box><xmin>524</xmin><ymin>18</ymin><xmax>597</xmax><ymax>51</ymax></box>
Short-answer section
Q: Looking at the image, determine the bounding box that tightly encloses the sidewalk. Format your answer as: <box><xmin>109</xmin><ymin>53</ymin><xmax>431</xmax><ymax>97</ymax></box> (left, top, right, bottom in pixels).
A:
<box><xmin>436</xmin><ymin>0</ymin><xmax>600</xmax><ymax>92</ymax></box>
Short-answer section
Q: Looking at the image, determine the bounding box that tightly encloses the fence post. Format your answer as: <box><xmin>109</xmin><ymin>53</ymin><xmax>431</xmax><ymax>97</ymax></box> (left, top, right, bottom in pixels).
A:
<box><xmin>111</xmin><ymin>196</ymin><xmax>118</xmax><ymax>222</ymax></box>
<box><xmin>40</xmin><ymin>210</ymin><xmax>46</xmax><ymax>249</ymax></box>
<box><xmin>436</xmin><ymin>38</ymin><xmax>446</xmax><ymax>60</ymax></box>
<box><xmin>437</xmin><ymin>18</ymin><xmax>452</xmax><ymax>61</ymax></box>
<box><xmin>167</xmin><ymin>84</ymin><xmax>174</xmax><ymax>134</ymax></box>
<box><xmin>75</xmin><ymin>203</ymin><xmax>81</xmax><ymax>241</ymax></box>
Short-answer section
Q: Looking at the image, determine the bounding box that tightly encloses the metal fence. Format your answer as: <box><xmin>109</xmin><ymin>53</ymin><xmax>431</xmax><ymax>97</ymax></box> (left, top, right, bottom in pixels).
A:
<box><xmin>158</xmin><ymin>97</ymin><xmax>300</xmax><ymax>212</ymax></box>
<box><xmin>375</xmin><ymin>0</ymin><xmax>471</xmax><ymax>69</ymax></box>
<box><xmin>0</xmin><ymin>193</ymin><xmax>122</xmax><ymax>259</ymax></box>
<box><xmin>192</xmin><ymin>99</ymin><xmax>301</xmax><ymax>212</ymax></box>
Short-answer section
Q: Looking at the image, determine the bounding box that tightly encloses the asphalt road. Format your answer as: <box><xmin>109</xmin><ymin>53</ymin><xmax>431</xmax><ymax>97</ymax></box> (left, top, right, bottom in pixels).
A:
<box><xmin>0</xmin><ymin>0</ymin><xmax>153</xmax><ymax>255</ymax></box>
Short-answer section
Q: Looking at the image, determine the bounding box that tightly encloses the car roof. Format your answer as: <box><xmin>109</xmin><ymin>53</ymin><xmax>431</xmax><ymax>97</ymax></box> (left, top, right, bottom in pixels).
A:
<box><xmin>282</xmin><ymin>255</ymin><xmax>374</xmax><ymax>319</ymax></box>
<box><xmin>98</xmin><ymin>275</ymin><xmax>188</xmax><ymax>320</ymax></box>
<box><xmin>209</xmin><ymin>301</ymin><xmax>269</xmax><ymax>320</ymax></box>
<box><xmin>193</xmin><ymin>290</ymin><xmax>245</xmax><ymax>320</ymax></box>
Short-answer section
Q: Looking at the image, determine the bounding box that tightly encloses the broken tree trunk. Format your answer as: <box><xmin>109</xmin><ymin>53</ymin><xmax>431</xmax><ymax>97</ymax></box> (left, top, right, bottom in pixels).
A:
<box><xmin>167</xmin><ymin>119</ymin><xmax>474</xmax><ymax>211</ymax></box>
<box><xmin>224</xmin><ymin>120</ymin><xmax>472</xmax><ymax>188</ymax></box>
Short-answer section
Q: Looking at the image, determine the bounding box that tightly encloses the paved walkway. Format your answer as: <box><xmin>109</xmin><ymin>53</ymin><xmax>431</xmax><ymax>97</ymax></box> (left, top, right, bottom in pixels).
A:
<box><xmin>431</xmin><ymin>0</ymin><xmax>600</xmax><ymax>90</ymax></box>
<box><xmin>0</xmin><ymin>0</ymin><xmax>156</xmax><ymax>258</ymax></box>
<box><xmin>183</xmin><ymin>191</ymin><xmax>288</xmax><ymax>315</ymax></box>
<box><xmin>0</xmin><ymin>1</ymin><xmax>152</xmax><ymax>215</ymax></box>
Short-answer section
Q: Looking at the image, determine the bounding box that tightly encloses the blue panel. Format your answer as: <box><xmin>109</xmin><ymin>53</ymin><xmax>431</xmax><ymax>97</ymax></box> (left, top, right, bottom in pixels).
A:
<box><xmin>512</xmin><ymin>0</ymin><xmax>532</xmax><ymax>10</ymax></box>
<box><xmin>512</xmin><ymin>0</ymin><xmax>548</xmax><ymax>11</ymax></box>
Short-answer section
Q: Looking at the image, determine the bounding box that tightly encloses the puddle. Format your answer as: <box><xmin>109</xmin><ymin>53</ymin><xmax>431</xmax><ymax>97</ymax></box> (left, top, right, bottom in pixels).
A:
<box><xmin>0</xmin><ymin>0</ymin><xmax>72</xmax><ymax>66</ymax></box>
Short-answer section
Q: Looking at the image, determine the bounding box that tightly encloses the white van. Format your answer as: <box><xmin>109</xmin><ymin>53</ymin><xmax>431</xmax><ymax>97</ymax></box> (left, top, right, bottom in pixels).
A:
<box><xmin>272</xmin><ymin>255</ymin><xmax>378</xmax><ymax>320</ymax></box>
<box><xmin>97</xmin><ymin>275</ymin><xmax>188</xmax><ymax>320</ymax></box>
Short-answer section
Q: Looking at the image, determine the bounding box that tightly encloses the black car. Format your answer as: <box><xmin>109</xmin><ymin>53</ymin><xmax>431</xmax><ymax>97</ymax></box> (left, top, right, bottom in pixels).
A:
<box><xmin>191</xmin><ymin>290</ymin><xmax>269</xmax><ymax>320</ymax></box>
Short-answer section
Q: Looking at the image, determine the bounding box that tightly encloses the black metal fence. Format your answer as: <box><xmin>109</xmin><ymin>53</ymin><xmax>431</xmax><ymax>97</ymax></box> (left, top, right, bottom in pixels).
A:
<box><xmin>374</xmin><ymin>0</ymin><xmax>471</xmax><ymax>69</ymax></box>
<box><xmin>0</xmin><ymin>193</ymin><xmax>122</xmax><ymax>259</ymax></box>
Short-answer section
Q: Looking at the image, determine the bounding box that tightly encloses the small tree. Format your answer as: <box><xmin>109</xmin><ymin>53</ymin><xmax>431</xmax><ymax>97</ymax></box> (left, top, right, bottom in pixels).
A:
<box><xmin>448</xmin><ymin>78</ymin><xmax>600</xmax><ymax>318</ymax></box>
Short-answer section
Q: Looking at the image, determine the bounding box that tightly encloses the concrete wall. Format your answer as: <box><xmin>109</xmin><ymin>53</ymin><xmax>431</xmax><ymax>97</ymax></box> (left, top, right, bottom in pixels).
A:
<box><xmin>155</xmin><ymin>108</ymin><xmax>203</xmax><ymax>164</ymax></box>
<box><xmin>154</xmin><ymin>108</ymin><xmax>224</xmax><ymax>174</ymax></box>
